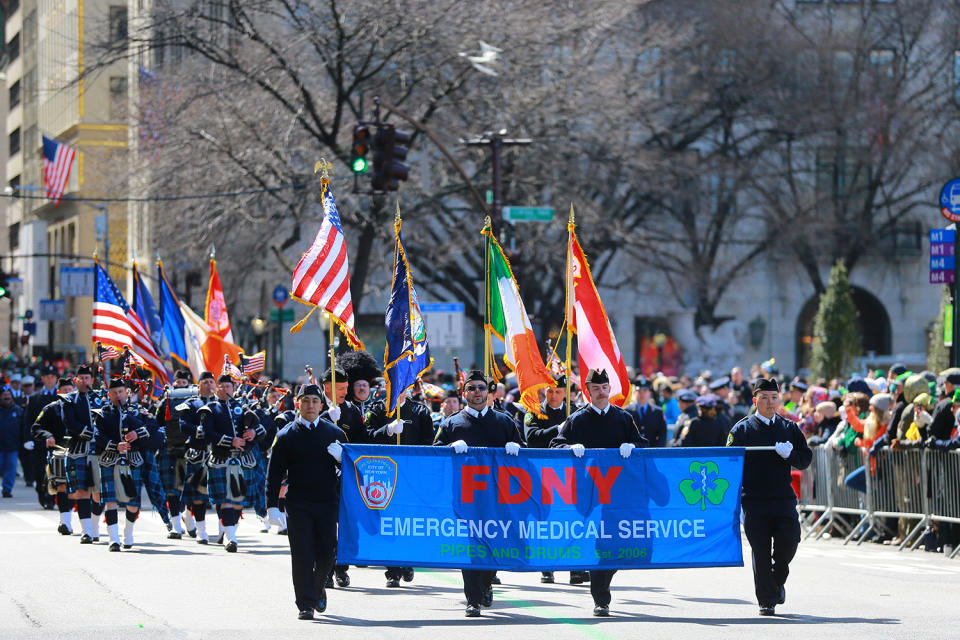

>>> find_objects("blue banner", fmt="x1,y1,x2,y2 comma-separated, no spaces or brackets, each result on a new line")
338,445,744,571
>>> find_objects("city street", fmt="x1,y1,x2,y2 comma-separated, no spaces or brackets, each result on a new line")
1,492,956,639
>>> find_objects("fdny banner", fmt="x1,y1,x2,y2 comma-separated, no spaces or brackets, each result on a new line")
338,446,745,571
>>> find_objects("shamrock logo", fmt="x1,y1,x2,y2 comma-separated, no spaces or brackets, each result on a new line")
678,461,729,511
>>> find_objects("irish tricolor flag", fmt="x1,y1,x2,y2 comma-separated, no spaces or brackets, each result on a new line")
484,228,555,414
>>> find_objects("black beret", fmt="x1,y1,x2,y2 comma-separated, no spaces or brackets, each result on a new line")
321,367,347,383
753,378,780,395
633,376,651,389
443,388,460,399
41,366,58,377
553,374,567,388
217,374,235,384
57,377,73,389
108,378,127,389
585,369,609,385
297,383,323,399
76,365,93,377
174,369,192,381
198,371,214,382
464,370,490,385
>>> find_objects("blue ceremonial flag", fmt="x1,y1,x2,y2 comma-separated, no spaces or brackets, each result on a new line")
132,263,163,354
383,215,430,416
157,261,188,365
338,446,745,571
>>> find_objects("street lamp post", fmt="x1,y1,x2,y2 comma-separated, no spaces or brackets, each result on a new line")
251,316,267,354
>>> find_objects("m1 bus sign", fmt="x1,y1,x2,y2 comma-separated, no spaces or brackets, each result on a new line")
939,178,960,223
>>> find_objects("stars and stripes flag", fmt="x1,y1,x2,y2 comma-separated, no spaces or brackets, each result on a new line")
290,184,364,349
239,351,265,375
93,261,170,386
41,135,77,205
221,355,243,381
96,343,122,361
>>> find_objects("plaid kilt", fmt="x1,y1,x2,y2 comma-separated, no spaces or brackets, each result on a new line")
180,461,208,504
245,451,267,517
65,456,93,494
206,464,247,506
99,464,143,507
156,451,186,495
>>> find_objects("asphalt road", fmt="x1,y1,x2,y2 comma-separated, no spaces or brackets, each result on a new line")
0,490,956,640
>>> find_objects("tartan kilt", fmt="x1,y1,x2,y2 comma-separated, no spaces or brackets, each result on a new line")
180,461,208,504
244,453,267,516
99,464,143,507
156,451,186,495
65,456,93,494
206,464,246,506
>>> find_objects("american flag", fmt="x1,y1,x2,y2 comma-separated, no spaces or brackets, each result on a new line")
96,342,122,361
240,351,265,375
222,355,243,380
291,187,363,348
42,135,77,205
93,262,170,385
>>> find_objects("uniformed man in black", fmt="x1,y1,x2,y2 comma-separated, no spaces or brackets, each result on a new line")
30,377,75,532
670,389,699,445
524,374,586,585
726,378,812,616
25,366,62,509
155,369,193,539
550,368,648,617
266,383,345,620
60,365,103,543
624,376,667,448
679,394,730,447
433,370,524,618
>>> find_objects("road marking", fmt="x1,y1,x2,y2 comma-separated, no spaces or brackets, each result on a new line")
7,511,52,528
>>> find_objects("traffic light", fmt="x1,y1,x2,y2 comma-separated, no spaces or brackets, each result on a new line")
351,124,370,173
0,270,9,299
371,124,412,192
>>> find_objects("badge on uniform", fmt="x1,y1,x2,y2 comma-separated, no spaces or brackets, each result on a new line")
93,397,102,407
233,406,243,416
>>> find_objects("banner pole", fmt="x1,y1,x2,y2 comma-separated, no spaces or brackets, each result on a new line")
565,205,575,417
329,313,337,407
483,216,491,379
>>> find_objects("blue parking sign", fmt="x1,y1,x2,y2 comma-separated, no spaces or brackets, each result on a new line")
939,179,960,223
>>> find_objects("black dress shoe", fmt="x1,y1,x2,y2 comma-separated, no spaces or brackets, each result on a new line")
225,540,238,553
57,524,72,536
2,492,12,498
123,544,132,550
386,577,400,588
315,593,327,613
402,567,415,582
109,542,121,552
465,604,481,617
297,610,314,620
777,586,786,605
593,605,609,617
335,572,350,588
186,528,197,538
197,538,208,545
216,533,225,545
79,534,93,544
167,532,182,540
541,572,555,584
278,528,288,536
491,575,501,585
481,587,493,608
570,572,585,585
759,606,776,616
325,576,335,588
92,537,99,543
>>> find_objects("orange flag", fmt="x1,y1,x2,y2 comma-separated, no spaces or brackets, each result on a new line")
205,258,234,343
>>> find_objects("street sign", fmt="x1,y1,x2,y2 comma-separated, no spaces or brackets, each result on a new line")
503,206,554,222
931,256,955,271
420,302,465,348
270,308,295,322
940,179,960,222
24,308,33,319
930,271,955,284
931,242,955,257
39,299,66,322
60,266,95,297
272,285,290,308
23,321,37,336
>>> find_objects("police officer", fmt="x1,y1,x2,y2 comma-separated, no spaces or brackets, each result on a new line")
624,376,667,448
670,389,699,446
266,383,345,620
550,369,648,617
679,394,730,447
726,378,812,616
433,370,524,618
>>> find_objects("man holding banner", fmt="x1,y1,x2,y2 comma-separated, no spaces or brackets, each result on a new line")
727,378,812,616
550,368,648,617
433,370,524,617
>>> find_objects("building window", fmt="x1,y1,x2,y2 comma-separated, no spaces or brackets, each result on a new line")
7,0,20,16
9,128,20,157
7,32,19,63
109,76,128,120
8,175,20,197
109,6,128,43
9,222,20,252
8,80,20,109
869,49,895,80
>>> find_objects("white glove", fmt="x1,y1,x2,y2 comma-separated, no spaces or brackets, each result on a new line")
23,440,35,451
619,442,635,459
915,409,933,428
327,406,341,423
505,441,521,456
386,419,404,436
327,440,343,463
451,440,468,454
775,441,793,459
570,443,585,458
267,507,283,526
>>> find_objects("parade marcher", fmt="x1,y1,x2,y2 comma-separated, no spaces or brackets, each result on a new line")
198,374,263,552
94,378,162,551
176,371,216,543
550,369,648,617
339,349,381,416
9,373,33,489
0,388,24,497
155,369,193,539
24,367,61,509
624,376,667,448
433,370,524,617
266,383,345,620
266,389,296,535
679,394,730,448
365,383,435,588
726,378,812,616
31,376,76,533
61,365,105,543
671,389,699,446
434,389,461,428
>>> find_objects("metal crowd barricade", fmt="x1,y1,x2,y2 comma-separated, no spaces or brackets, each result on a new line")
925,450,960,559
802,447,869,542
858,449,925,547
797,446,830,532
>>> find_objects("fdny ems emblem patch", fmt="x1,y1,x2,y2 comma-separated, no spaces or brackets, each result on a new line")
233,406,243,415
354,456,398,510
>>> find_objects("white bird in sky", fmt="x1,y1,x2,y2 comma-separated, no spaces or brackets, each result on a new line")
460,40,502,76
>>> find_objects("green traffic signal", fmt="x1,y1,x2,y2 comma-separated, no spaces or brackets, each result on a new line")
352,156,369,173
0,286,7,297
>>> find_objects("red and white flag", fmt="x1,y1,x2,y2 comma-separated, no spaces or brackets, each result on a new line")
205,259,234,343
567,223,630,407
42,135,76,205
291,185,363,348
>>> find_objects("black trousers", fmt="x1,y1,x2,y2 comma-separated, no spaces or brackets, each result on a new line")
461,569,495,606
286,503,338,611
385,566,412,579
743,509,800,607
589,570,616,606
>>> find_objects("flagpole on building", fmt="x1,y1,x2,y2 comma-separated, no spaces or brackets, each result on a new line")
565,204,575,417
483,215,491,379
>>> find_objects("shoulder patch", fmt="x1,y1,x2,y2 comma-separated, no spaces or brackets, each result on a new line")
725,432,735,446
524,413,534,425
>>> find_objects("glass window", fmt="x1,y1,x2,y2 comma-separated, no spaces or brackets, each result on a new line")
109,6,128,43
8,80,20,108
9,128,20,157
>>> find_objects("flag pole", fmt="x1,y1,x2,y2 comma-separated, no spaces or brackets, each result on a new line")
328,313,337,407
483,215,491,379
396,203,403,445
565,204,575,417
